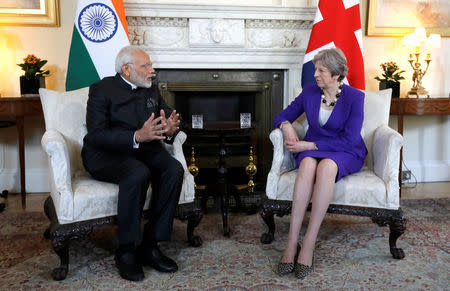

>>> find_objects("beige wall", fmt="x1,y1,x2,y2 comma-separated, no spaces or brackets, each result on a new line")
0,0,78,192
360,0,449,183
0,0,448,192
0,1,77,95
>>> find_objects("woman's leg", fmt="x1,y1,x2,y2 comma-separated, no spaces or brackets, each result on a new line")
297,158,338,266
281,157,318,263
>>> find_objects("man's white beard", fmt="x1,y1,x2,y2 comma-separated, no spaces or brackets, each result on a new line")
130,71,152,88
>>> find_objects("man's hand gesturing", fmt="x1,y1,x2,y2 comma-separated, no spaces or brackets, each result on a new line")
135,113,166,143
160,109,180,137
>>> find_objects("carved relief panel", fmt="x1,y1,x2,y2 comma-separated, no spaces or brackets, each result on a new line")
127,17,188,48
189,19,245,47
127,16,312,49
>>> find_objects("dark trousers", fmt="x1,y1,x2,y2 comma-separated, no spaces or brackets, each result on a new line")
87,146,183,245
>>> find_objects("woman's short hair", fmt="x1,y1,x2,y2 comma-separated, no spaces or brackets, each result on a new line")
312,48,348,81
115,45,143,74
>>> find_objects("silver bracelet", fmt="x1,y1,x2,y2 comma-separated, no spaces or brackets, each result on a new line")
280,120,290,129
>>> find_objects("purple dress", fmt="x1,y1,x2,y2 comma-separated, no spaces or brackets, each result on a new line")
274,84,367,181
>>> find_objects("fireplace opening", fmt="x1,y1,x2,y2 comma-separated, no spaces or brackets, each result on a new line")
156,69,284,189
175,91,255,123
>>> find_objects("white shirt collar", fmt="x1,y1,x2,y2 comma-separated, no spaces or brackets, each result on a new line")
120,74,138,90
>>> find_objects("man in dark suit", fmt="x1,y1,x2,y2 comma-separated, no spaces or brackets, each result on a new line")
82,46,183,281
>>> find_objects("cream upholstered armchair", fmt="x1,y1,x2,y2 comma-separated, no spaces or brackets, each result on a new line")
260,89,407,260
39,87,203,281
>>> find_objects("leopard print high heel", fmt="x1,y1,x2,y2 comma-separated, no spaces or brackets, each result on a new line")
277,244,301,276
294,252,314,279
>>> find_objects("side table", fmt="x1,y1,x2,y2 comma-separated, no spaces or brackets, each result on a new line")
390,97,450,195
0,97,43,208
184,122,257,236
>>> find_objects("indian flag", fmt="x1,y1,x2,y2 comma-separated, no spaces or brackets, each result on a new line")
66,0,129,91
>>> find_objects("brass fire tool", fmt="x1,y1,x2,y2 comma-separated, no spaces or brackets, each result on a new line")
245,146,257,193
187,147,199,190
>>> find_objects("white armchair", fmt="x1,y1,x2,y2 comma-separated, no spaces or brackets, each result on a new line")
39,87,203,281
260,89,407,259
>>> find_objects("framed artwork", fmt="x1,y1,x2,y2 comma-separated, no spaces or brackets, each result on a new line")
367,0,449,37
0,0,60,26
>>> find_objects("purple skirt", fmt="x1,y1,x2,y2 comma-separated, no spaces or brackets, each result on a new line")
295,150,364,181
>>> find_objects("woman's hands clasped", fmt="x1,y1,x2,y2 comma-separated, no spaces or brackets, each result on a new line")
281,122,317,153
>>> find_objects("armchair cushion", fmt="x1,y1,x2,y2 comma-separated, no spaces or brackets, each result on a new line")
361,89,392,169
272,167,390,208
40,87,89,174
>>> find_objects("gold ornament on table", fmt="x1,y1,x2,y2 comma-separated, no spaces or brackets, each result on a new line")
187,147,199,190
403,27,441,98
407,53,431,97
245,146,257,193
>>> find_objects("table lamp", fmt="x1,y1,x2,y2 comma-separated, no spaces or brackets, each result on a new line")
403,27,441,98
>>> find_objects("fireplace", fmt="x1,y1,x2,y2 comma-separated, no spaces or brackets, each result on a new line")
156,69,283,186
174,90,255,124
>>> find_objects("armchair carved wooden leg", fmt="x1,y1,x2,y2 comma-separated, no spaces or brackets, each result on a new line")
44,197,116,280
260,199,293,244
175,201,203,247
51,240,70,280
260,199,292,244
388,209,406,259
260,200,276,244
371,208,406,260
187,212,203,247
44,197,70,280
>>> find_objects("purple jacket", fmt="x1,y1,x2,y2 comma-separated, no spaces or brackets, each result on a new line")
274,84,367,180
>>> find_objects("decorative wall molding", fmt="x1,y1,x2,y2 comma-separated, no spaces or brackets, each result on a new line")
127,17,188,27
245,19,312,29
124,2,316,21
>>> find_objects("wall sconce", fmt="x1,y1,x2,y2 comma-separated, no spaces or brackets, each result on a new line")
403,28,441,98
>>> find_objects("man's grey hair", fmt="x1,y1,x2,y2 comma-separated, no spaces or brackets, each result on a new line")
115,45,144,74
312,47,348,82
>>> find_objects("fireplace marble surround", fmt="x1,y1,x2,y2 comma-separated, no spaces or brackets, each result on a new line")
124,1,315,106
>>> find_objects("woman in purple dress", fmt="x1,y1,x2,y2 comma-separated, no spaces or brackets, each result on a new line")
275,48,367,279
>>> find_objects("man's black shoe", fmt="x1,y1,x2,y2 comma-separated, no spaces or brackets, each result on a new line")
114,250,145,281
138,245,178,273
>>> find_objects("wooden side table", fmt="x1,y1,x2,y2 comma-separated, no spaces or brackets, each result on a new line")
0,97,43,208
390,97,450,193
184,122,256,236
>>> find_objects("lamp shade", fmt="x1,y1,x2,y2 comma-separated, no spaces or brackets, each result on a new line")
414,27,427,43
403,27,427,48
403,32,418,47
426,34,441,49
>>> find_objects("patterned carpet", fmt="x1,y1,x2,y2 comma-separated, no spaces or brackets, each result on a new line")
0,198,448,290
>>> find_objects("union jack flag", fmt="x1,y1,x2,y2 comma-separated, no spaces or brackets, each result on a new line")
301,0,365,90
